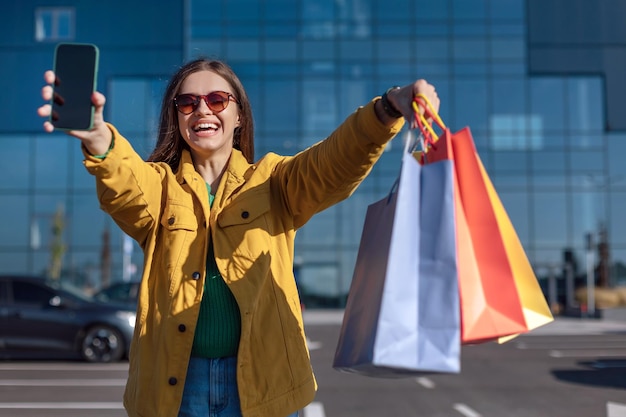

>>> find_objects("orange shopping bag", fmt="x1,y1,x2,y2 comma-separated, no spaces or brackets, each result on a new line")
414,95,553,344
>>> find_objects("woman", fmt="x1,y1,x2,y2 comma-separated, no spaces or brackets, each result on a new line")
38,58,439,417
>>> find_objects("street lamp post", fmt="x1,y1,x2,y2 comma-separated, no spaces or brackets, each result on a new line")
585,232,595,318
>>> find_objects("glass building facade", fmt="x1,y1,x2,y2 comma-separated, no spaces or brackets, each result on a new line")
4,0,626,307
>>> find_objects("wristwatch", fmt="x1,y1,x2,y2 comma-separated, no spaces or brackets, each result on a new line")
381,86,402,118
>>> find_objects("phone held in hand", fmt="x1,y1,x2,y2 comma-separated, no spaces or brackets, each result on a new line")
50,43,99,131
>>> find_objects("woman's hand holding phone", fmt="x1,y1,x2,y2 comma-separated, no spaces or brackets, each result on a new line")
38,70,112,156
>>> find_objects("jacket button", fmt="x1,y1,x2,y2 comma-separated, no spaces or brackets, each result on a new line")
192,271,201,280
178,324,186,332
241,211,249,219
168,377,177,386
168,216,175,225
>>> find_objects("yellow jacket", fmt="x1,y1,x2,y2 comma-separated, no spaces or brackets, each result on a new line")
83,99,403,417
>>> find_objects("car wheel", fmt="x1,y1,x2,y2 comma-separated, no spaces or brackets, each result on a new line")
80,325,125,363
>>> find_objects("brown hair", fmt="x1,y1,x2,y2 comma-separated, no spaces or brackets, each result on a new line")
147,58,255,168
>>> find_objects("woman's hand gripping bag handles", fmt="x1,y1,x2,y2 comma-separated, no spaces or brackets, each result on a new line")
414,94,553,344
332,124,461,377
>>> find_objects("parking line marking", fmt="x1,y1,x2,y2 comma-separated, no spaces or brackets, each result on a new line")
550,350,626,358
415,377,436,389
304,402,326,417
0,402,123,409
607,402,626,417
0,379,126,386
453,403,482,417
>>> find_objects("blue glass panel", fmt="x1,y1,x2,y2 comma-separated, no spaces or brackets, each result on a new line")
452,0,487,20
453,78,488,130
0,195,29,247
190,0,223,20
415,0,449,19
0,135,31,190
492,78,526,113
339,41,373,60
191,24,224,38
224,0,261,20
607,133,626,181
533,191,567,246
609,193,626,246
264,23,300,37
338,78,371,117
225,23,261,38
109,80,147,135
302,80,337,138
188,40,223,59
225,40,261,61
264,63,299,77
532,150,566,172
567,77,604,132
302,0,335,19
302,41,334,60
262,80,298,132
376,23,413,37
264,41,298,61
376,40,412,61
490,23,525,36
489,0,524,20
263,0,298,20
531,173,567,188
375,0,411,19
453,39,488,60
569,150,604,171
571,190,606,245
416,39,450,60
453,23,487,36
493,151,528,173
530,78,566,130
453,62,488,76
569,133,603,149
34,136,70,190
0,253,27,274
490,62,526,75
416,24,450,36
70,194,106,246
491,39,525,60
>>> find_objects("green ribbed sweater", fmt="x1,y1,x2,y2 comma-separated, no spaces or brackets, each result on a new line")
190,184,241,358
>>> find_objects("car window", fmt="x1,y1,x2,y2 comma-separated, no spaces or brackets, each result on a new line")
12,281,55,305
0,280,7,303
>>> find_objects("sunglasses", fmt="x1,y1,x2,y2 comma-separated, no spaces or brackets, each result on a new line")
174,91,238,115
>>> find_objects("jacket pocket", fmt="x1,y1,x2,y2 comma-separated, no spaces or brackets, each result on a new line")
217,187,271,228
161,200,198,231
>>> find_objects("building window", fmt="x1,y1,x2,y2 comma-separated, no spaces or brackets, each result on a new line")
35,7,75,42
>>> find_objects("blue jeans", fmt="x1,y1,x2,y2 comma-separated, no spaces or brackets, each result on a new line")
178,356,299,417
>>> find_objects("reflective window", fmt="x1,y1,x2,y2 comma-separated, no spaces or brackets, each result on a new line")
489,0,524,20
454,78,488,130
452,0,487,20
567,78,604,131
530,78,566,129
34,136,70,191
263,0,298,20
0,195,29,248
35,7,74,42
0,136,31,190
533,191,567,246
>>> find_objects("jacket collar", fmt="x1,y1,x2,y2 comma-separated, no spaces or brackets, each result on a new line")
175,148,253,207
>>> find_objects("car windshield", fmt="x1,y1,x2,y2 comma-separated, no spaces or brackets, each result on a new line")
48,280,94,302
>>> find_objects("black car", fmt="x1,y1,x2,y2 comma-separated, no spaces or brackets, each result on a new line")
93,280,140,306
0,275,135,363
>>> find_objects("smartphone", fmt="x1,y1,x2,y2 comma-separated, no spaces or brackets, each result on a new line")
50,43,99,131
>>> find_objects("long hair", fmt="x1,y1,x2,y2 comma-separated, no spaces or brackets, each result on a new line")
147,59,255,168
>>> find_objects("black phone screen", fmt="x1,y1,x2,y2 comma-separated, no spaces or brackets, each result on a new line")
50,43,99,131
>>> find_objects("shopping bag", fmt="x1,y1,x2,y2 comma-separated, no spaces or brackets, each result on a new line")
333,132,461,377
414,95,553,344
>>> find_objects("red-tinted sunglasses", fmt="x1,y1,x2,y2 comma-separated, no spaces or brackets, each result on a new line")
174,91,238,115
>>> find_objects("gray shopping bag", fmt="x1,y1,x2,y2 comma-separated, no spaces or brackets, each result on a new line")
333,134,460,377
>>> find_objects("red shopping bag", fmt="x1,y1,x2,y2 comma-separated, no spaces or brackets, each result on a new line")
414,96,553,344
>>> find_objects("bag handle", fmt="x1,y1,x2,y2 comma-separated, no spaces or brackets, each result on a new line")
412,94,447,161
